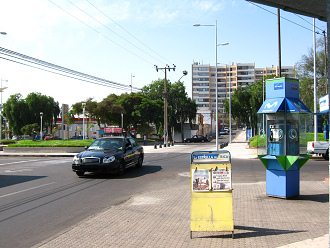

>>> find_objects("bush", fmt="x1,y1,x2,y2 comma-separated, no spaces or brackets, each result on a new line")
8,139,94,147
0,140,16,145
249,135,266,148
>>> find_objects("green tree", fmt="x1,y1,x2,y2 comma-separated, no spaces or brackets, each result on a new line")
3,94,29,135
69,79,195,139
25,92,60,129
168,81,197,141
21,123,39,137
118,93,143,130
141,80,166,134
96,94,123,126
249,80,263,130
141,79,196,139
296,37,327,110
230,87,253,127
3,92,60,136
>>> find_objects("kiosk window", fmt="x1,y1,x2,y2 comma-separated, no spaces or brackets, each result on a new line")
269,126,283,142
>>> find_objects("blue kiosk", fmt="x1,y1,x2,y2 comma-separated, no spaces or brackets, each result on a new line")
257,77,312,198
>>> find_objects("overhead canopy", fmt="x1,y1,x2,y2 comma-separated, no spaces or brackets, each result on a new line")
258,98,284,113
246,0,327,22
285,98,310,113
258,98,311,113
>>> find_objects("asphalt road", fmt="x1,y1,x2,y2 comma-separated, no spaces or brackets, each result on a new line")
0,144,327,248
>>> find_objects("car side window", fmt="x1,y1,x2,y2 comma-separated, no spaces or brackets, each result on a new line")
129,138,137,147
125,139,132,148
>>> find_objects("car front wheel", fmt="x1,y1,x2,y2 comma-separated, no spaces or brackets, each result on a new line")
76,171,85,177
117,163,126,176
322,149,329,160
135,155,143,168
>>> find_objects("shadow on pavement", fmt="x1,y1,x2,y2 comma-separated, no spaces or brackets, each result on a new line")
291,193,329,203
199,225,305,239
0,175,46,188
81,165,162,179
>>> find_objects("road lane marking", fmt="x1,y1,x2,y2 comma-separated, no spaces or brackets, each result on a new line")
0,182,56,198
178,172,190,177
0,158,70,167
0,159,41,166
4,168,33,173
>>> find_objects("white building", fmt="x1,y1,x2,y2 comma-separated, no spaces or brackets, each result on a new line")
192,62,295,134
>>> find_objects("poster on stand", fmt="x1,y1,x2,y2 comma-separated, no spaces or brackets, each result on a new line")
192,169,211,192
212,166,232,191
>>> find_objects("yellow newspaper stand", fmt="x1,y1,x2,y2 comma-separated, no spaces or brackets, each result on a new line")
190,150,234,238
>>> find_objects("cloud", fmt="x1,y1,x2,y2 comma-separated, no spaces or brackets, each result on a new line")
192,0,225,12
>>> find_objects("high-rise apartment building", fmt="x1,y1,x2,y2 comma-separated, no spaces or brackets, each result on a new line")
192,62,295,131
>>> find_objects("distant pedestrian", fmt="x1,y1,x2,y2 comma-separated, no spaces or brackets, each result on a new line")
143,134,147,145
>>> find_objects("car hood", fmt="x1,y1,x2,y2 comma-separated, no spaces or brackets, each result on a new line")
77,149,117,158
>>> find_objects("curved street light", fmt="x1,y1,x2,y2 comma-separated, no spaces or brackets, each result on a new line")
82,102,86,140
177,70,188,143
194,20,220,150
178,70,188,82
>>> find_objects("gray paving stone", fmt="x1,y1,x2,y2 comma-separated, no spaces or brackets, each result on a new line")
34,178,328,248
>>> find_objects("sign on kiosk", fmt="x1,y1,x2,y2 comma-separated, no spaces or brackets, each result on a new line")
190,150,234,239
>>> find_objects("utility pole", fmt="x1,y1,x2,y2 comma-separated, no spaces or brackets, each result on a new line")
228,65,232,143
323,30,328,94
313,18,318,141
155,64,176,147
277,8,282,77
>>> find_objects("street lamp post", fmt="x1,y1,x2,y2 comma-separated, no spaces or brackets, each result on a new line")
178,70,188,82
82,102,86,140
228,65,232,143
178,70,188,143
0,79,8,140
0,33,7,140
40,112,43,140
194,21,229,150
130,73,135,93
121,112,124,129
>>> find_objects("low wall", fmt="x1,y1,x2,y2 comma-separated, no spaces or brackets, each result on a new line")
3,147,84,153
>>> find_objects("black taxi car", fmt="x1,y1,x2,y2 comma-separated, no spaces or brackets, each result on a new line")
72,136,144,177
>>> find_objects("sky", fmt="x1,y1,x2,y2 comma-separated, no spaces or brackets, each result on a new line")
0,0,327,107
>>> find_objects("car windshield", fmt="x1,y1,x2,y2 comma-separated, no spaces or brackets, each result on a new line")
88,139,123,151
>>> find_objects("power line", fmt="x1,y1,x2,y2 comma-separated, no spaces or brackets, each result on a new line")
0,46,141,92
293,13,325,33
247,1,326,35
66,0,165,65
84,0,170,64
48,0,155,66
0,55,128,91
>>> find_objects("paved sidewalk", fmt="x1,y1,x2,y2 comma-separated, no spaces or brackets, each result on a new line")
30,131,328,248
33,180,328,248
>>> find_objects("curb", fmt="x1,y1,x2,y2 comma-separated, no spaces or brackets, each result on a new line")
0,152,76,157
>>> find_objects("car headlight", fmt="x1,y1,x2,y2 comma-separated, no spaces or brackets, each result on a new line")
103,156,115,164
73,155,80,164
